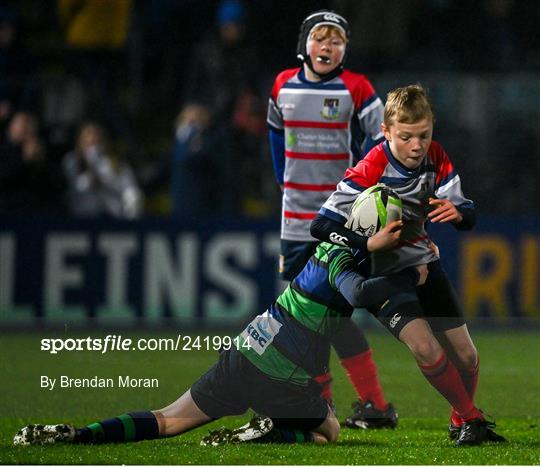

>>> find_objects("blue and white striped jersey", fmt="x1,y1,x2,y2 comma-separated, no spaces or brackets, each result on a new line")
319,140,474,274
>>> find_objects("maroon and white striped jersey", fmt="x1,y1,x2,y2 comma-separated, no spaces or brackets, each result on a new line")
267,68,383,241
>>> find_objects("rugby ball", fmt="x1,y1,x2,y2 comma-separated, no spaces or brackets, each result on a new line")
345,184,402,237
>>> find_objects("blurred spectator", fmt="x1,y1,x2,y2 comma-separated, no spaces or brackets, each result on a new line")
171,0,269,218
131,0,215,110
169,94,273,220
182,0,261,121
0,110,63,212
0,6,40,134
0,0,536,219
227,89,276,217
169,103,220,219
62,122,142,219
57,0,135,148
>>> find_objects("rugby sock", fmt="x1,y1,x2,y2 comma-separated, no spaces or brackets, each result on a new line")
313,373,333,402
340,349,388,411
450,410,463,427
74,411,159,443
259,428,314,443
451,356,480,425
419,353,482,421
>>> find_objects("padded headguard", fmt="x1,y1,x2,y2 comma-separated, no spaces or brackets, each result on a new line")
296,10,350,79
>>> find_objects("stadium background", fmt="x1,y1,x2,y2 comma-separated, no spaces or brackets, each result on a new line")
0,0,538,327
0,1,539,464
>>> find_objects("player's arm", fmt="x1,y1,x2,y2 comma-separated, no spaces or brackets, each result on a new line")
311,213,368,250
427,198,476,230
430,143,476,230
267,91,285,187
343,74,385,156
361,134,384,156
337,268,420,308
329,252,426,308
357,88,384,157
311,214,402,253
268,125,285,186
358,94,384,142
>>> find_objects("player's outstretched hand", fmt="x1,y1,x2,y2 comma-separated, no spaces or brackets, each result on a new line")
367,220,403,252
428,198,463,224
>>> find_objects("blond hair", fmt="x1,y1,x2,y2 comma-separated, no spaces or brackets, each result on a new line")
310,25,347,43
384,84,434,127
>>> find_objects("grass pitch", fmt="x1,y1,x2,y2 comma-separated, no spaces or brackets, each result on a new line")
1,329,538,465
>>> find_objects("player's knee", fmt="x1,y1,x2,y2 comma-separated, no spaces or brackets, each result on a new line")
315,414,340,443
409,340,441,365
327,427,340,443
326,416,340,443
456,345,478,370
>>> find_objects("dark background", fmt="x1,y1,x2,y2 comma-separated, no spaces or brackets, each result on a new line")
1,0,539,220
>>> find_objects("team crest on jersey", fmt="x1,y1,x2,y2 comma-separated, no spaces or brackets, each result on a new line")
321,98,340,120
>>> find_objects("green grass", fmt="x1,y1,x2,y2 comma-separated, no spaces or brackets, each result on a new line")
1,329,539,465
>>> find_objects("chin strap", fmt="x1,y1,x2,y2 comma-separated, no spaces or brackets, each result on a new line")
304,57,344,81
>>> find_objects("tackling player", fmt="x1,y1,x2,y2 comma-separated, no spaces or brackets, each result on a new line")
14,206,413,447
267,9,395,428
310,84,506,445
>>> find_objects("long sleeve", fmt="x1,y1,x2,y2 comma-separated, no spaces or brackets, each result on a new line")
311,213,369,252
335,268,418,308
269,126,285,185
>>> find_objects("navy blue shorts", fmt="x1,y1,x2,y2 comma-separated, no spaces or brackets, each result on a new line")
417,260,466,332
369,261,466,338
279,240,318,281
191,348,328,430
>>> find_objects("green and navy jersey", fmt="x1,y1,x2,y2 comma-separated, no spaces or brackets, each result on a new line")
238,242,356,385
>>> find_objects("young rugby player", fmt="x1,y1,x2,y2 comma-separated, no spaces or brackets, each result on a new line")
310,84,506,445
14,206,412,447
267,9,396,428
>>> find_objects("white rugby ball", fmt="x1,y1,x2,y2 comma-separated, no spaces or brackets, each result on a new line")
345,184,402,237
